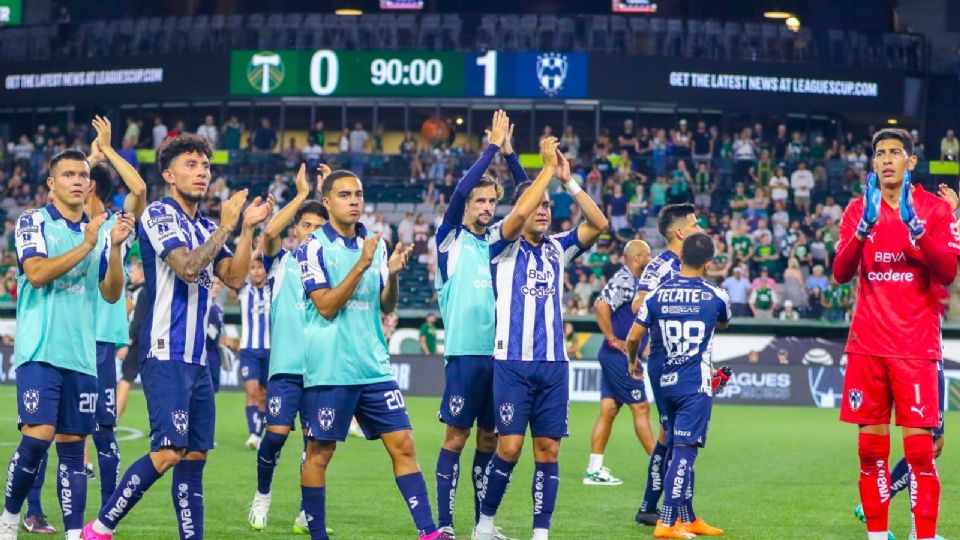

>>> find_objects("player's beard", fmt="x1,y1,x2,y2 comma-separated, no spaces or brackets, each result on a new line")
174,185,204,204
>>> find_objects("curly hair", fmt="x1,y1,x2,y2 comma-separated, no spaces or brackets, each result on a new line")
157,133,213,173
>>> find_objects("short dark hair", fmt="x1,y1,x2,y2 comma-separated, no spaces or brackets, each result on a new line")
320,169,359,197
157,133,212,173
657,203,696,239
680,232,715,268
90,164,114,202
872,128,914,155
49,149,88,174
511,180,534,206
296,199,328,222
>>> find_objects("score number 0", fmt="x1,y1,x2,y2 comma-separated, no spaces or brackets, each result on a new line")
310,50,339,96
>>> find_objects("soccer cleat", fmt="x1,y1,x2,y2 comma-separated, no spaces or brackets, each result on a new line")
81,521,113,540
0,519,17,540
85,462,97,480
22,514,57,534
854,505,867,524
245,434,261,450
908,534,944,540
472,528,494,540
248,491,271,530
854,506,895,540
636,508,660,526
652,520,695,539
492,527,515,540
683,517,724,536
348,422,364,439
438,526,456,539
292,511,334,536
582,466,623,486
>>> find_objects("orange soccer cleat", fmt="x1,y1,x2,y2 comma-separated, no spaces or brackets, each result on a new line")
653,520,695,539
683,516,725,536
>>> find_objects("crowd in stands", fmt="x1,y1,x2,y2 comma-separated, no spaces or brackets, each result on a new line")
3,113,958,321
0,9,925,71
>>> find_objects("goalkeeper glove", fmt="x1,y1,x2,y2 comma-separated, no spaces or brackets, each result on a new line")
900,170,925,240
857,172,881,240
711,366,732,393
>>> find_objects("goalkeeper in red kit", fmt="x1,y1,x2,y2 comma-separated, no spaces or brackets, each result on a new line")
834,128,960,540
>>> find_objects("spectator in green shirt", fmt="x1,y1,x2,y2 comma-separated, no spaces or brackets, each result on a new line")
419,313,438,355
220,116,242,151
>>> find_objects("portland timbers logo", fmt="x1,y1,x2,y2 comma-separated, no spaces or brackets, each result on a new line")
247,51,284,94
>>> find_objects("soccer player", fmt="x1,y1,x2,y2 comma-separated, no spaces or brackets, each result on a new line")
82,134,274,540
834,128,959,540
297,169,448,540
1,148,131,540
432,110,511,539
85,115,148,513
207,278,225,393
473,137,608,540
248,163,330,534
239,254,272,450
583,239,656,486
626,232,730,539
633,203,702,526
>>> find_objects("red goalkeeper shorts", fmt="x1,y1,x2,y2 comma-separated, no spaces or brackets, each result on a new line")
840,354,940,429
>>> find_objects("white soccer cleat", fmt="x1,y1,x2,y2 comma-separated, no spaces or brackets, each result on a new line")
438,525,456,538
0,518,17,540
0,512,20,540
493,527,516,540
247,491,271,530
347,422,364,439
472,529,494,540
245,434,262,450
582,466,623,486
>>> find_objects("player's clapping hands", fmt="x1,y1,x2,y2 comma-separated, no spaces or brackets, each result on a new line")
359,232,382,269
540,136,560,168
938,182,959,212
243,194,276,228
899,171,925,239
856,172,881,240
92,115,113,151
485,110,510,148
316,163,331,190
220,189,248,230
110,213,135,246
387,241,414,276
84,212,107,248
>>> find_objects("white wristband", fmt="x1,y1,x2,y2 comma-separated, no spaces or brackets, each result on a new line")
564,180,583,196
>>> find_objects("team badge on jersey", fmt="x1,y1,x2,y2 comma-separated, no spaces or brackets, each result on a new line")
848,389,864,412
631,389,644,401
22,390,40,414
499,403,515,425
449,395,465,417
268,396,282,417
317,407,336,431
172,410,189,435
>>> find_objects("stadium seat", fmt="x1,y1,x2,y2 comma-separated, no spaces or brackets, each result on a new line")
587,15,609,52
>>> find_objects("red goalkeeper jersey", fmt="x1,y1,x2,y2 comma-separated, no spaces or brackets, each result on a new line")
835,184,960,360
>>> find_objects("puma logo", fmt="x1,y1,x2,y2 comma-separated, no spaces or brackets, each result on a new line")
911,406,926,418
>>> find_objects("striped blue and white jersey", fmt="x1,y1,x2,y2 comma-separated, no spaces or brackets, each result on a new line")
489,224,588,362
138,197,232,365
597,266,641,354
239,279,271,350
638,250,680,294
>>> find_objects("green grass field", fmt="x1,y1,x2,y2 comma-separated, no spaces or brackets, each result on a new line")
0,386,956,539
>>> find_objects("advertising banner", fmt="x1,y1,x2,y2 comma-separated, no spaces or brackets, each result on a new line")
0,53,229,106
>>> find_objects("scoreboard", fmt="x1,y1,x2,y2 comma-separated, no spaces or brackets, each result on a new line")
230,49,588,99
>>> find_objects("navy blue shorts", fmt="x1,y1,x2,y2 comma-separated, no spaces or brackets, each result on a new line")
267,374,307,431
96,342,118,426
16,362,97,435
934,362,945,440
598,347,647,406
302,380,412,442
657,392,713,448
439,355,496,430
239,348,270,387
493,361,569,439
141,357,216,452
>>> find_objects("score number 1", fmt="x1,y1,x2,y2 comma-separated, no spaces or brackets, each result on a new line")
476,50,498,97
